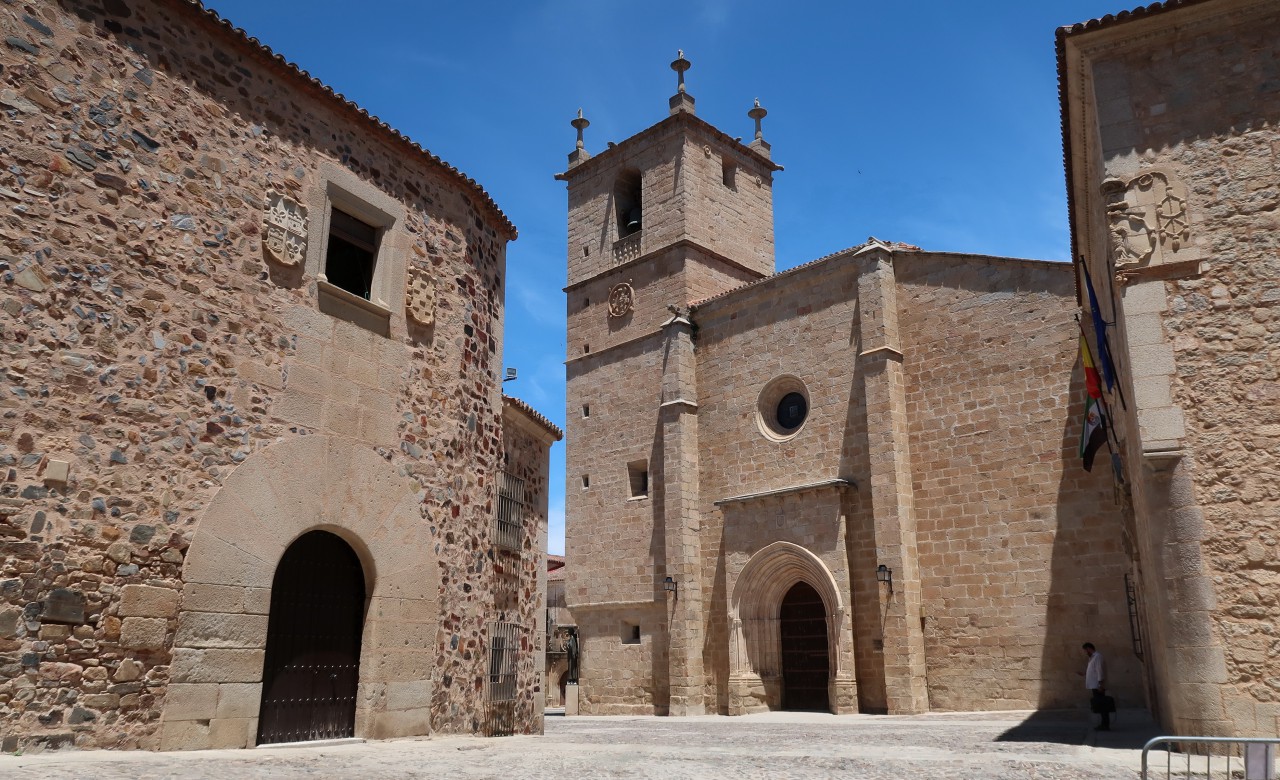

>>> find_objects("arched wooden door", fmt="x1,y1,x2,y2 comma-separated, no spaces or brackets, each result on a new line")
780,581,830,711
258,530,366,744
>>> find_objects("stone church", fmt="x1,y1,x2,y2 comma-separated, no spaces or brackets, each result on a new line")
0,0,558,751
559,56,1136,717
561,0,1280,738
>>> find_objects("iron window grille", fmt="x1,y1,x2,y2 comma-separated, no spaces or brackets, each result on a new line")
485,621,520,736
495,471,526,553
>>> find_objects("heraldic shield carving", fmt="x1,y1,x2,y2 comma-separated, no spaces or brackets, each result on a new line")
263,192,308,267
1101,169,1190,271
405,265,436,327
608,282,635,318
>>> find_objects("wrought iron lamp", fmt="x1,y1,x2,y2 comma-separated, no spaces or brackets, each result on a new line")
876,564,893,594
663,576,677,595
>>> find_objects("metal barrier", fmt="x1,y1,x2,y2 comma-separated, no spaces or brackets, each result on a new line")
1142,736,1279,779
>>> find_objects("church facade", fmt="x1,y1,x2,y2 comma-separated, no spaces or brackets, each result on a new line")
0,0,557,751
559,57,1136,717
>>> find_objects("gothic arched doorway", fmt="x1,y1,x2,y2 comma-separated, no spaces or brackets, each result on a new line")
258,530,366,744
780,581,830,711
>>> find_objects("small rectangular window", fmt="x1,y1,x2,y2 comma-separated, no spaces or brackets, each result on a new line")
582,244,590,257
325,208,379,300
582,474,590,489
582,404,590,418
494,471,525,553
628,460,648,498
583,343,590,354
722,160,736,188
622,623,640,645
583,297,590,309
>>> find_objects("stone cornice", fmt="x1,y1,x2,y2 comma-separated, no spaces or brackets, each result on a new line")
714,478,855,507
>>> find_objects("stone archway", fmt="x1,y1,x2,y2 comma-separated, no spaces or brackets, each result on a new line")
728,541,856,715
157,434,438,751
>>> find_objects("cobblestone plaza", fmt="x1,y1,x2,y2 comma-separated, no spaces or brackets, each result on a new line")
2,710,1155,779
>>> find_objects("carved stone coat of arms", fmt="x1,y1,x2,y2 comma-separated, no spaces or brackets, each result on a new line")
405,265,436,327
263,192,308,267
1101,170,1190,271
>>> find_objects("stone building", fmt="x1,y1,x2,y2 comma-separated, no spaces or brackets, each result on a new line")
0,0,557,751
1060,0,1280,737
559,57,1136,716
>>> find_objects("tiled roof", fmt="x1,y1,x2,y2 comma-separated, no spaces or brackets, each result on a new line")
547,566,567,582
1056,0,1215,301
503,395,564,441
182,1,516,239
547,554,565,570
689,237,921,309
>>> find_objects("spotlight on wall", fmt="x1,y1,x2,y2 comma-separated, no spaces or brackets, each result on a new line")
503,367,518,382
663,576,677,595
876,564,893,594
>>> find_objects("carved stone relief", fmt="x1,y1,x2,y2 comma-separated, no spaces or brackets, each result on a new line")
405,265,436,327
263,191,308,267
1101,169,1190,271
608,282,634,318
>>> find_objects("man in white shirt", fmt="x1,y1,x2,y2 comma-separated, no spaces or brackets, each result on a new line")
1082,642,1110,730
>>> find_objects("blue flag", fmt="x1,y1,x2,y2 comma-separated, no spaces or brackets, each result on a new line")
1081,263,1117,393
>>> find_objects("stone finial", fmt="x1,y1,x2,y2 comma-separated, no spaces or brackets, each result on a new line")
669,50,696,116
571,108,590,150
748,98,767,140
747,97,771,158
568,108,592,167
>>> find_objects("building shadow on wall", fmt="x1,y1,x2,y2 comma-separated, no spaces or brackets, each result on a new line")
1006,351,1148,744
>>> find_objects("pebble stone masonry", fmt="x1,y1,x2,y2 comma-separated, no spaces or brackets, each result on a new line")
0,0,559,752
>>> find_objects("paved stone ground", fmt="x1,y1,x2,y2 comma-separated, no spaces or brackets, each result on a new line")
0,709,1159,779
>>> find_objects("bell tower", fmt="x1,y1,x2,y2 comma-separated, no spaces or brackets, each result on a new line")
558,54,781,716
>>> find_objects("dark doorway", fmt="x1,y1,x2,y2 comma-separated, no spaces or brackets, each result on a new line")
258,530,366,744
780,580,830,711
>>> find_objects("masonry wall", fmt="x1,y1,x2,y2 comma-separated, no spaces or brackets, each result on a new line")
1065,0,1280,736
694,255,869,711
0,0,522,750
896,254,1135,711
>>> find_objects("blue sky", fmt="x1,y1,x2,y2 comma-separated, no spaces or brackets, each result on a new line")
205,0,1129,555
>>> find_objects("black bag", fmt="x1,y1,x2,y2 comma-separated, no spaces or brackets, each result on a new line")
1091,691,1117,714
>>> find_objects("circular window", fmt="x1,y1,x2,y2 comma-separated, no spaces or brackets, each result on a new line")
756,375,810,441
776,392,808,431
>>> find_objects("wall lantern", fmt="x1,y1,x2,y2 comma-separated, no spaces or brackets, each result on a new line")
876,564,893,594
663,576,677,595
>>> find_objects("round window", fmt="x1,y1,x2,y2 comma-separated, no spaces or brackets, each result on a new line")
776,392,808,431
756,375,810,441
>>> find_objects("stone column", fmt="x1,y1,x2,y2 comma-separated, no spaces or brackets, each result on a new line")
660,310,705,715
855,248,929,714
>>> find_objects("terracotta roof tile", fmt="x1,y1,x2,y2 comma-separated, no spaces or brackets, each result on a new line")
181,1,516,239
503,395,564,441
690,237,920,309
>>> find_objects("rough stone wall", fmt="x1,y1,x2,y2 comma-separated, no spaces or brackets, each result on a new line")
1065,0,1280,736
0,0,521,750
498,405,557,735
896,254,1135,711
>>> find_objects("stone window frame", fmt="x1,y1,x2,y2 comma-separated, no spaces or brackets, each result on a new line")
756,374,811,442
627,459,649,500
621,622,641,645
304,161,407,337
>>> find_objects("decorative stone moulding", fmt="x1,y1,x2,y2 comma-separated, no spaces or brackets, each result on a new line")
608,281,635,318
405,265,437,327
756,374,810,442
1101,169,1203,284
262,191,308,267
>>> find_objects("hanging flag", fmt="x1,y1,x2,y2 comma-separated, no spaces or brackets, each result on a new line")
1080,396,1107,472
1080,335,1102,400
1081,262,1117,393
